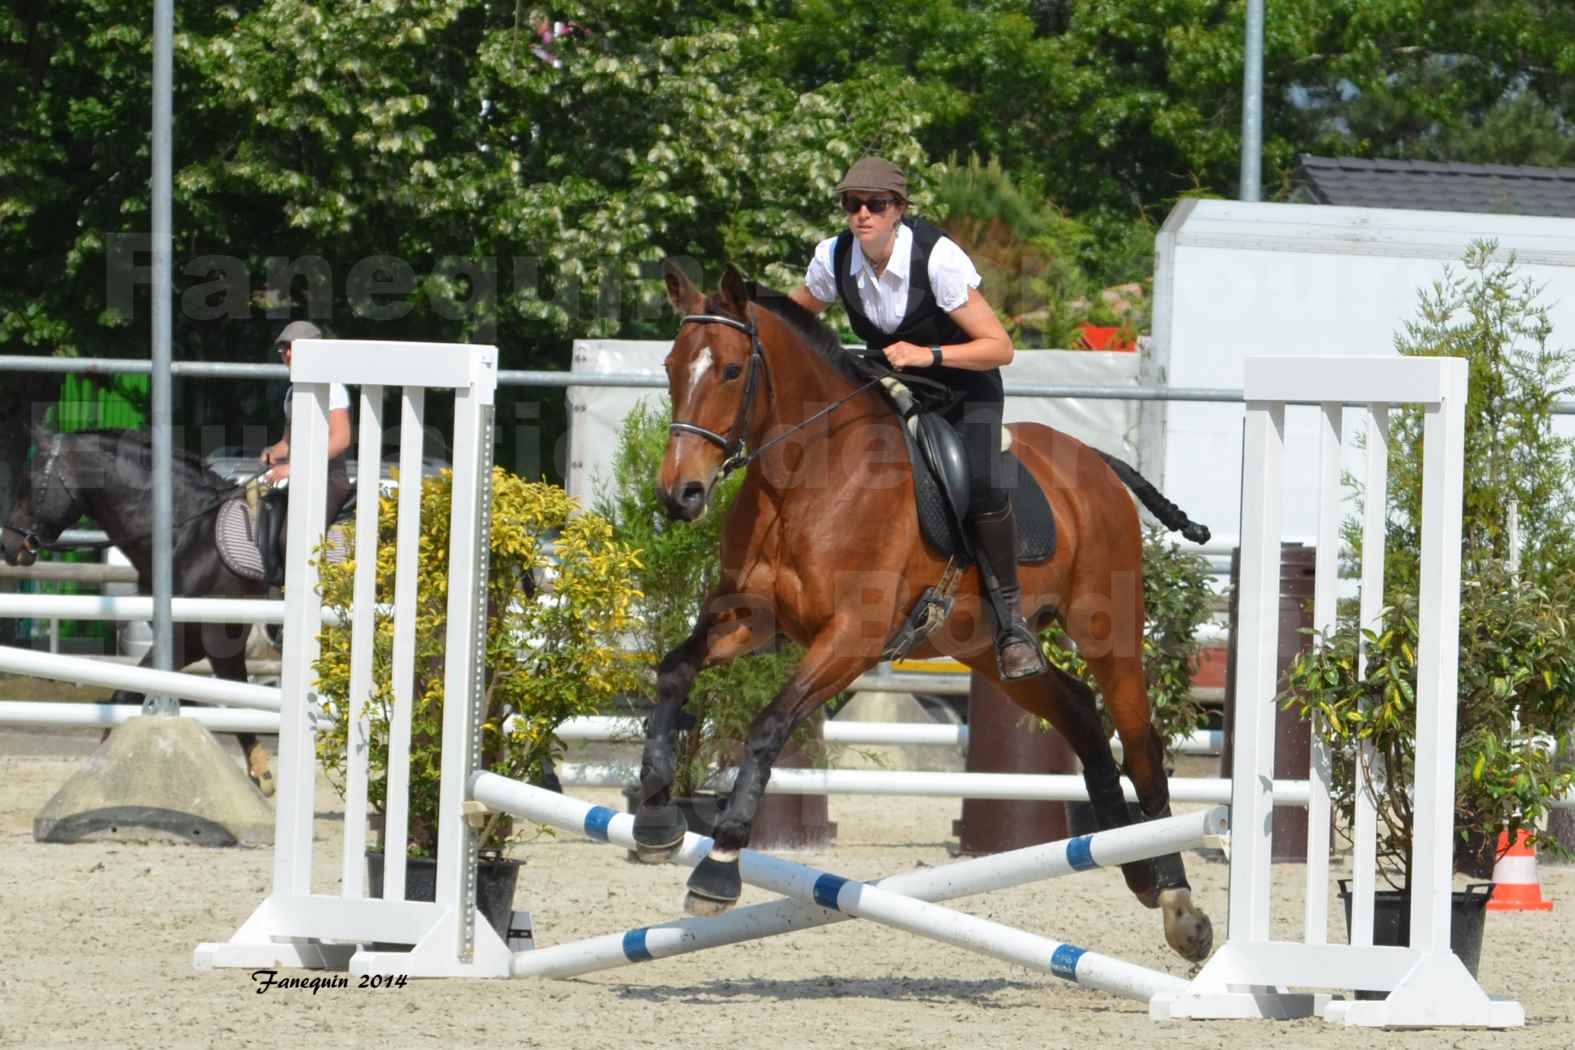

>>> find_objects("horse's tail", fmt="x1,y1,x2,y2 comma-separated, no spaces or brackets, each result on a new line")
1095,450,1212,546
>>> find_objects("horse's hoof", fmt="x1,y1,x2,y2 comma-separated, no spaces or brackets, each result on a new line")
631,801,686,865
683,891,734,918
633,843,678,864
685,852,741,914
1135,886,1161,909
254,769,276,799
1159,888,1213,962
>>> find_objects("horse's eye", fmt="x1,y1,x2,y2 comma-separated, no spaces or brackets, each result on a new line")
723,364,743,381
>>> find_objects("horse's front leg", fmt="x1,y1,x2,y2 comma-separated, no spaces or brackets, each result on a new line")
202,622,274,797
632,596,768,863
684,624,867,916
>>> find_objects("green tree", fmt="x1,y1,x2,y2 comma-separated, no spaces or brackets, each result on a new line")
1290,244,1575,886
314,468,644,855
1372,242,1575,593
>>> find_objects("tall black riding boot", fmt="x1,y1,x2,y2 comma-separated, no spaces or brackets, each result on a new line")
969,503,1048,680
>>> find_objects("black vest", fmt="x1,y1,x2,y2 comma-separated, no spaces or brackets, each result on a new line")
833,218,1001,396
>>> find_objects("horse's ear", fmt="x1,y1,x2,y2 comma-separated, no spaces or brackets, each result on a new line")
719,263,751,317
662,257,704,314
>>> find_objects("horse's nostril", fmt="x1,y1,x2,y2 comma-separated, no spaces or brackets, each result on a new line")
680,482,705,506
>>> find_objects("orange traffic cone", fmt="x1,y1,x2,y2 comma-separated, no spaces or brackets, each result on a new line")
1486,828,1554,911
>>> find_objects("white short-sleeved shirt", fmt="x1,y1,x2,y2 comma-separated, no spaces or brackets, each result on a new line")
803,223,982,335
283,382,352,420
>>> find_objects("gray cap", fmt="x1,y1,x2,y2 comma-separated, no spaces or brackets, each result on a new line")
273,320,322,346
835,156,907,199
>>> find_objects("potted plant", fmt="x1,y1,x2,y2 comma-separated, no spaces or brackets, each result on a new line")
594,400,836,849
1282,243,1575,981
1038,525,1217,834
313,467,643,936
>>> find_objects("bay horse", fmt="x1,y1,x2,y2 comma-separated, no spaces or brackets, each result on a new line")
632,261,1215,962
0,429,275,794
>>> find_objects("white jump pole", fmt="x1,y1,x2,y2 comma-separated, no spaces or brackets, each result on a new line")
553,716,1225,756
556,762,1313,806
0,700,284,734
0,645,281,710
0,593,349,625
472,776,1195,1003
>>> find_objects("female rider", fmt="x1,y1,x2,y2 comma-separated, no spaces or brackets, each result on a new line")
787,156,1047,680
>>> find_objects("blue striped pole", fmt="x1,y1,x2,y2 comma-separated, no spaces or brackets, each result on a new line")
470,774,1221,1001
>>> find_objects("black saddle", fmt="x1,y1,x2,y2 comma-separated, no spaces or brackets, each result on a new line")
898,413,1056,564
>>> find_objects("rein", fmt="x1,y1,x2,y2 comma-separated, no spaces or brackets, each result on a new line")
670,309,952,483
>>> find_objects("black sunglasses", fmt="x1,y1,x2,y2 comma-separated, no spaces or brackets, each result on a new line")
841,194,899,215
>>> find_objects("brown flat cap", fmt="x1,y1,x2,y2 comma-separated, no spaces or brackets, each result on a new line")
835,156,907,199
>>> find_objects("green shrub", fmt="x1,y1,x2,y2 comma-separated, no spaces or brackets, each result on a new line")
1285,568,1575,885
313,468,644,856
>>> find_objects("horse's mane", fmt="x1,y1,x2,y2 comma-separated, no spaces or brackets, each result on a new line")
65,429,237,495
702,283,867,388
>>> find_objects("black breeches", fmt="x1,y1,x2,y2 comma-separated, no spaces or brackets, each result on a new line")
283,457,352,530
942,382,1010,518
325,457,352,528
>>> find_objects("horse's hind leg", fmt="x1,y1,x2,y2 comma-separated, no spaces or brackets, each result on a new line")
685,624,865,916
997,666,1148,879
631,595,769,863
1076,638,1213,963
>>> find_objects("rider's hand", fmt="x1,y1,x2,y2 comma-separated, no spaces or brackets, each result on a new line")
881,341,934,370
263,462,292,485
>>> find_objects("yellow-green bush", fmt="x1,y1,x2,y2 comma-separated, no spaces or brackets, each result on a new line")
314,467,643,856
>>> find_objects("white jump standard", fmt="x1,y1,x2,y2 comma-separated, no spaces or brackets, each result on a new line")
195,338,509,977
1151,356,1523,1028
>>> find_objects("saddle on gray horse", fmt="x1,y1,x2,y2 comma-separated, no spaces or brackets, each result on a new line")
215,486,349,586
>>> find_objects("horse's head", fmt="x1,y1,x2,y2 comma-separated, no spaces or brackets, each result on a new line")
1,431,82,567
657,259,766,521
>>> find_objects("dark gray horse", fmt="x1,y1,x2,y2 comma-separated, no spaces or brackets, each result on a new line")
0,429,275,793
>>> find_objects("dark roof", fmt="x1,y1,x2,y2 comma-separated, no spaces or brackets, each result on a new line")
1292,154,1575,218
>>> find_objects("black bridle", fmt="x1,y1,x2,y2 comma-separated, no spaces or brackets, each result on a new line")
668,309,886,482
667,312,774,478
0,438,69,555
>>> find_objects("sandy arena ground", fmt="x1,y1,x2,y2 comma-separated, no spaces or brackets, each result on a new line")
2,727,1572,1050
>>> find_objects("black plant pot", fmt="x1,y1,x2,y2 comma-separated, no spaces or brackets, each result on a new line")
1338,880,1492,1000
366,850,523,951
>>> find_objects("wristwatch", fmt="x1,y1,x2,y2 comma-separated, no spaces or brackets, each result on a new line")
930,345,943,367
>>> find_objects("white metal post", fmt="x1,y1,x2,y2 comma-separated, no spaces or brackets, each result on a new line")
341,385,386,900
1351,406,1390,946
274,376,331,898
383,388,426,902
1409,364,1467,951
1227,399,1285,944
1303,402,1343,944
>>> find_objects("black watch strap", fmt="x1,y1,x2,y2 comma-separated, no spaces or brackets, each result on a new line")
929,344,943,367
